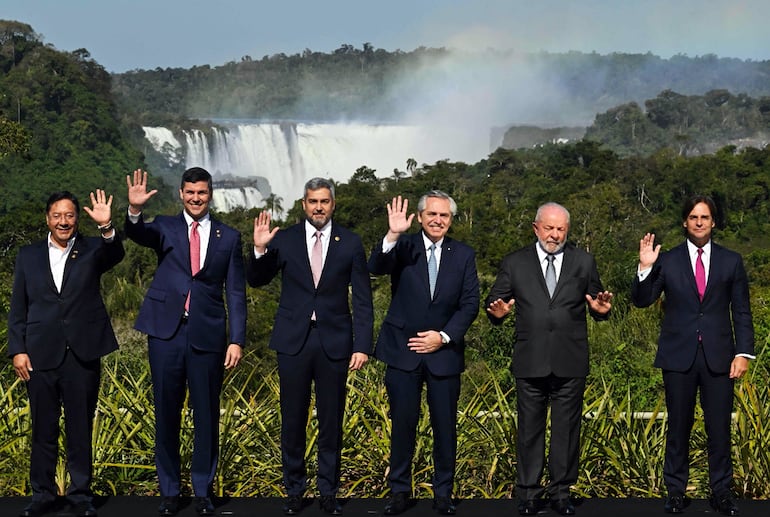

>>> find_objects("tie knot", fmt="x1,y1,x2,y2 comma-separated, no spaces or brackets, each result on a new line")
697,248,703,256
191,220,199,231
546,253,555,263
315,230,322,239
429,243,436,252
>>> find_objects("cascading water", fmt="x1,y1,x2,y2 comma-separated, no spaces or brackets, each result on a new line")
143,121,490,212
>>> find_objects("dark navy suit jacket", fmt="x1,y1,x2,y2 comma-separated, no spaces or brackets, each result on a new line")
7,233,124,369
631,241,754,373
246,222,373,359
125,213,246,349
368,232,480,376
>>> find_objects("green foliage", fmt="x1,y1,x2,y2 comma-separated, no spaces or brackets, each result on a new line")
586,89,770,157
5,19,770,501
111,47,770,125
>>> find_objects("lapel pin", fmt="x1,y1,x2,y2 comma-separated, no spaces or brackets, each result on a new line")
216,229,221,238
334,236,340,242
70,250,79,259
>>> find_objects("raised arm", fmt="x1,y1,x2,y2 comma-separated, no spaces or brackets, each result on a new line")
126,168,158,215
639,232,661,270
385,195,415,243
252,210,280,254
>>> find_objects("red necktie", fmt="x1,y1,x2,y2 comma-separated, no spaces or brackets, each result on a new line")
185,221,200,311
695,248,706,301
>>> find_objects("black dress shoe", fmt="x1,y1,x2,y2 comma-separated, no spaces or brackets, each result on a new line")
433,496,456,515
551,498,576,515
517,499,539,516
319,495,342,515
72,501,98,517
663,494,689,514
284,495,303,515
158,496,180,516
384,492,409,515
194,497,215,516
709,494,739,516
19,500,55,517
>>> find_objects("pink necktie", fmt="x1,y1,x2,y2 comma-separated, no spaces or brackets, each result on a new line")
185,221,200,311
311,230,323,287
695,248,706,301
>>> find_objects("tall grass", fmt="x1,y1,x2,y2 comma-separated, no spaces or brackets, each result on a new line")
2,346,770,499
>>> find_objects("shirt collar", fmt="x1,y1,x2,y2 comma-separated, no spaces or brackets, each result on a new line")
536,242,564,262
686,239,711,256
184,212,210,228
422,232,444,250
47,233,76,253
305,220,331,238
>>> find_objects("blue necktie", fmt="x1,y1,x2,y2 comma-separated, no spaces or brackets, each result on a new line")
428,243,437,298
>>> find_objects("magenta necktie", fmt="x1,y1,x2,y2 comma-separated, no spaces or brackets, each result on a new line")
695,248,706,301
311,230,323,287
185,221,200,311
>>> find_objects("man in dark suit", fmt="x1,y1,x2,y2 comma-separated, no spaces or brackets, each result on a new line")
8,190,124,517
485,202,612,516
125,168,246,517
247,177,373,516
631,195,753,516
369,192,480,516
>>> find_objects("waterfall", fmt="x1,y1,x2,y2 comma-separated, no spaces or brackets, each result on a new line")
143,121,490,212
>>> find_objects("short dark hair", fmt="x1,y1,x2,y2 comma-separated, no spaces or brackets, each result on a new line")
46,191,80,215
681,195,717,222
181,167,213,192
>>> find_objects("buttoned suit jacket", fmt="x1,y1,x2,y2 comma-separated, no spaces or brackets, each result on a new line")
125,213,246,350
368,232,480,376
485,242,607,379
246,222,373,359
7,233,125,369
630,241,754,373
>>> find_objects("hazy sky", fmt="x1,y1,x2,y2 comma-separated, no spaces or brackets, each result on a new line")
4,0,770,73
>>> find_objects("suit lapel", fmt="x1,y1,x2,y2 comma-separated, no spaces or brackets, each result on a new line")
676,243,700,300
316,223,341,288
295,223,316,288
175,214,194,274
415,233,432,298
37,240,59,293
702,243,720,301
203,217,223,273
552,245,575,299
432,236,454,299
61,234,83,290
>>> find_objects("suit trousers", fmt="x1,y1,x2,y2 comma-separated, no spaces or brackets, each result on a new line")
148,319,225,497
515,375,585,501
277,324,349,496
385,363,461,498
662,344,735,496
27,348,100,504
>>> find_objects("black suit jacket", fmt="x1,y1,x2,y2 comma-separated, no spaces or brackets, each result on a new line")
631,241,754,373
7,233,125,369
368,232,480,376
247,222,373,359
485,242,607,378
